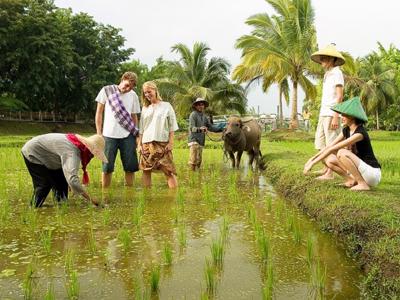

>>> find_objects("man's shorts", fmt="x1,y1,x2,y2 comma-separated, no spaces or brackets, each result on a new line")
103,133,138,173
188,142,203,167
358,160,381,187
314,116,340,150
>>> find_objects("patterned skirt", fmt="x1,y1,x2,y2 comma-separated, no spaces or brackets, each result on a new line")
139,141,177,176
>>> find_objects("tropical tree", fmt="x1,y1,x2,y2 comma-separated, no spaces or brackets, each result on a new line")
235,0,317,128
358,53,397,129
120,57,170,99
156,42,247,118
233,59,289,126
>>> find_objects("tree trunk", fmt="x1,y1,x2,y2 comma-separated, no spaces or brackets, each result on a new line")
376,109,380,130
278,86,283,128
290,80,298,129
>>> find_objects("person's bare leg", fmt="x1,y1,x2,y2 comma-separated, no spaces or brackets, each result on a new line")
316,158,334,180
166,174,178,188
337,149,369,191
125,172,134,186
316,167,335,180
142,170,152,188
326,155,356,186
102,172,112,188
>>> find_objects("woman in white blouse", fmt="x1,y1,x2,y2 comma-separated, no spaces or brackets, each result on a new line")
137,81,179,188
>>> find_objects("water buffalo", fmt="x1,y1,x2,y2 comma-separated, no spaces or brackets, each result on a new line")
222,116,262,169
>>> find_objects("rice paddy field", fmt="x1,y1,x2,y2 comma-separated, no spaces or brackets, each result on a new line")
0,130,399,299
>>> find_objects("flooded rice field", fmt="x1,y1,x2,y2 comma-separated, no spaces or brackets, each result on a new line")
0,148,362,299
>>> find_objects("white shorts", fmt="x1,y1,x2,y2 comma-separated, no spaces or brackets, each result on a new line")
358,160,381,187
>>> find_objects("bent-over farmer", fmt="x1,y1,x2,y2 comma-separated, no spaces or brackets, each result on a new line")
22,133,108,207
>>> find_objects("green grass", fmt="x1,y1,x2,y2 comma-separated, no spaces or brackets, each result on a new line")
0,125,399,298
262,130,400,297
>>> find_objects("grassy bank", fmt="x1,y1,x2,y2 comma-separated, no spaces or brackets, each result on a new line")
262,130,400,298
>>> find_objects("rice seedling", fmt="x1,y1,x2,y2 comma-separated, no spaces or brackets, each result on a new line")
228,187,239,202
132,194,145,233
162,242,173,265
202,185,217,211
0,198,11,225
256,228,271,263
132,275,142,299
292,223,302,244
202,184,211,203
149,265,160,293
200,291,210,300
275,200,284,218
204,258,217,295
44,282,55,300
66,270,80,299
102,207,111,226
228,172,237,186
64,248,75,273
262,260,274,300
306,235,315,268
21,206,38,231
219,215,230,244
247,205,257,226
23,261,35,299
176,187,185,210
40,228,53,255
210,237,225,268
265,195,272,213
117,228,132,252
86,226,97,254
286,212,295,232
310,259,327,299
177,223,187,247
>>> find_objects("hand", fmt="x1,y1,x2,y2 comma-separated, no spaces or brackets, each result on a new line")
330,115,339,130
303,161,314,175
137,144,143,154
90,197,100,207
200,126,208,133
165,142,173,152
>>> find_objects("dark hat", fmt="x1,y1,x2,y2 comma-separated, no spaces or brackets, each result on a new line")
331,97,368,122
192,98,209,108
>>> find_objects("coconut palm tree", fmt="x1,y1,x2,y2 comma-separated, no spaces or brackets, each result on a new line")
156,42,246,118
358,54,397,129
233,60,289,126
235,0,317,128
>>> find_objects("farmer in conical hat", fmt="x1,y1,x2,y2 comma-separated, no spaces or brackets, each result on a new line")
22,133,108,207
311,43,346,180
304,97,381,191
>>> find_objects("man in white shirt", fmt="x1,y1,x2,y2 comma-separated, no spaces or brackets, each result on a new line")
311,44,345,179
95,72,141,187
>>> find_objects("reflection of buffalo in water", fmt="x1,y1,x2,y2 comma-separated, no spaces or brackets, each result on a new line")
222,116,263,169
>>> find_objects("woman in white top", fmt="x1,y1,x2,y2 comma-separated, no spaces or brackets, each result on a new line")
137,81,179,188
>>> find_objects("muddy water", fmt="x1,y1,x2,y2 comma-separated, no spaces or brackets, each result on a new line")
0,149,362,299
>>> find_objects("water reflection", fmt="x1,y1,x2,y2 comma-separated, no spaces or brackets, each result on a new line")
0,154,361,299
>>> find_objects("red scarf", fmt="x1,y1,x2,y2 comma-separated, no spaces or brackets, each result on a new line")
66,133,94,185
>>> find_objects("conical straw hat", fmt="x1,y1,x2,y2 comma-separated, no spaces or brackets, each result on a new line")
331,97,368,122
311,44,345,66
76,134,108,163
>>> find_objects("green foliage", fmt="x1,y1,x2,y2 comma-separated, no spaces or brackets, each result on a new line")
235,0,317,128
1,0,133,115
156,42,247,118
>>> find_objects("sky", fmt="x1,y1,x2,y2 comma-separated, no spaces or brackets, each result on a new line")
55,0,400,116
